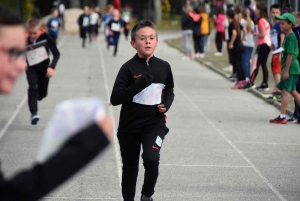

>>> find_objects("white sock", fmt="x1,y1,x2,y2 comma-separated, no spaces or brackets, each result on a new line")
280,114,286,118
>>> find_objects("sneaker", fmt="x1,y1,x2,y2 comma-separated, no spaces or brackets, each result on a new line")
222,65,233,72
242,82,256,90
199,53,205,58
287,117,298,123
141,195,153,201
195,53,200,58
232,80,247,89
270,116,287,124
31,114,40,125
229,74,237,82
214,52,223,56
257,83,269,91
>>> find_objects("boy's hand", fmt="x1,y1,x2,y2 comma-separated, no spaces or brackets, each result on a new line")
97,116,113,140
158,104,166,113
283,71,289,80
229,44,233,49
109,31,113,36
47,67,55,78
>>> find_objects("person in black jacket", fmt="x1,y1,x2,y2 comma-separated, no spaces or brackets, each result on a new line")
0,5,112,200
110,20,175,201
26,18,60,125
77,6,91,48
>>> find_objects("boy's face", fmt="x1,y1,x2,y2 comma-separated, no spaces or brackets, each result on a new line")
130,27,157,58
279,20,292,32
53,10,59,17
28,26,41,41
0,26,26,94
112,9,120,18
270,8,280,20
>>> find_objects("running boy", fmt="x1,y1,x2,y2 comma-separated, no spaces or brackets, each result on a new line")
107,9,125,56
110,20,175,201
47,8,61,44
78,6,91,48
26,18,60,125
270,13,300,124
269,4,285,97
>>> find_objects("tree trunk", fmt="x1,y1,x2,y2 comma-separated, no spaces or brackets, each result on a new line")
153,0,161,25
70,0,80,8
98,0,107,13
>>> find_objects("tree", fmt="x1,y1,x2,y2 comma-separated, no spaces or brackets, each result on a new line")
161,0,171,19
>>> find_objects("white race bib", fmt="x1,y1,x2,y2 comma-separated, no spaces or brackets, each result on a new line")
83,17,89,27
111,23,121,32
26,46,49,66
133,83,165,105
123,15,130,23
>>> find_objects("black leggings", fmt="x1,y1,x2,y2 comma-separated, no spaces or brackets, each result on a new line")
193,34,201,53
231,49,245,81
250,43,271,84
117,126,168,201
215,32,223,52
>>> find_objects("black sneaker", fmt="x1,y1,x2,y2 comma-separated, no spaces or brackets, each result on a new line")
257,83,269,91
141,195,153,201
242,82,256,90
229,73,237,82
31,114,40,125
287,117,298,123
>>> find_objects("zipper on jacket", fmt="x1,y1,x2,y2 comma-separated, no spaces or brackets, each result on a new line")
146,61,151,73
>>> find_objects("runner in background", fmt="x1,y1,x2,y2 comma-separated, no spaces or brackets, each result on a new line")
122,5,132,41
47,8,61,45
90,8,100,41
78,6,91,48
101,5,114,48
95,6,102,36
26,18,60,125
107,9,125,56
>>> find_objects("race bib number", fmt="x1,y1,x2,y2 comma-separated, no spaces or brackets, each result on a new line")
26,46,49,66
111,23,121,31
133,83,165,105
51,20,59,28
83,17,89,27
123,15,130,23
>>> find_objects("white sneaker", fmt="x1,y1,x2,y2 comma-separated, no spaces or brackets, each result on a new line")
199,53,205,58
195,53,200,58
222,65,233,72
214,52,223,56
181,56,191,60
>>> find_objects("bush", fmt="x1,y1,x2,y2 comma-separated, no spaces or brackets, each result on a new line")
161,0,171,20
1,0,36,22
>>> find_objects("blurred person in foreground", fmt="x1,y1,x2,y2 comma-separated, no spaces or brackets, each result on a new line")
0,5,113,200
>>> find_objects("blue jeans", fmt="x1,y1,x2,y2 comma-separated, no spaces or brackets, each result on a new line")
200,35,209,53
242,46,253,79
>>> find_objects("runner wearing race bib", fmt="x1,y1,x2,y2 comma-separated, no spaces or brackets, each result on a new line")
47,8,61,44
122,5,132,41
107,9,125,56
78,6,91,48
25,18,60,125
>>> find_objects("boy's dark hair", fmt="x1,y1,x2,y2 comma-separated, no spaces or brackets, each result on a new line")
244,0,251,6
270,4,280,11
234,5,242,14
27,18,41,29
0,5,23,27
131,20,157,42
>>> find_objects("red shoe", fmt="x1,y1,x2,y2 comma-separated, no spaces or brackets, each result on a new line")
270,116,287,124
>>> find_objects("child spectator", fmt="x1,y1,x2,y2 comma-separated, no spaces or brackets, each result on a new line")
226,9,247,89
181,6,195,60
287,12,300,123
47,8,60,44
270,4,285,97
26,18,60,124
213,6,225,56
199,6,210,57
270,13,300,124
245,3,271,91
241,8,255,81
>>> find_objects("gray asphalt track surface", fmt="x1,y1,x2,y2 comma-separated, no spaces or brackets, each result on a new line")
0,32,299,201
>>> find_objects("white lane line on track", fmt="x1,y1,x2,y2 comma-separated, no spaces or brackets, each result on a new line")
44,197,119,200
97,42,122,189
175,83,287,201
0,36,66,142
